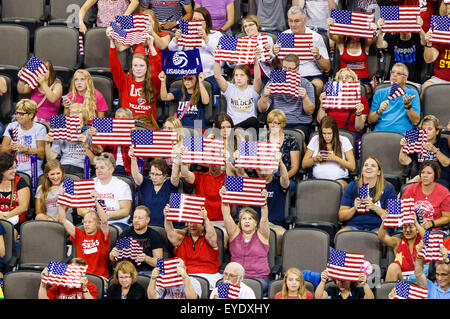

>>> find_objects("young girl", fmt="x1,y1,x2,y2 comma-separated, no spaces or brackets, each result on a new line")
17,60,62,125
213,50,263,130
302,116,356,189
159,71,209,128
63,69,108,123
107,27,162,130
35,159,73,223
45,103,96,176
274,267,314,299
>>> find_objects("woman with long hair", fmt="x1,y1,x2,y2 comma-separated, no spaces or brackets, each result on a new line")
274,267,313,299
63,69,108,122
302,116,355,189
338,156,397,233
107,27,161,130
17,60,62,125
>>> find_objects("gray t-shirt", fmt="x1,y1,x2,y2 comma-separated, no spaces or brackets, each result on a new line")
35,185,73,222
255,0,288,32
156,276,202,299
51,129,92,169
267,77,315,125
223,83,260,126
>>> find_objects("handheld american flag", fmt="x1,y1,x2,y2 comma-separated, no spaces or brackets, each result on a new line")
92,118,135,146
330,9,375,39
131,129,177,158
322,81,361,110
109,14,151,46
380,6,421,33
222,176,267,206
50,115,81,143
394,280,428,299
167,193,205,224
419,230,444,262
253,34,272,62
42,261,88,288
215,36,258,64
430,15,450,44
277,33,314,61
235,141,280,171
115,236,144,265
19,56,48,90
387,82,406,101
357,183,370,213
327,248,365,282
177,20,203,48
384,198,416,228
156,258,185,288
269,70,301,97
402,128,426,154
217,282,240,299
57,178,95,208
182,136,224,166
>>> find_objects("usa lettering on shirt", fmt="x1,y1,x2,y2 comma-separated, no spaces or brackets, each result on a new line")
16,135,32,164
82,239,100,255
177,101,198,114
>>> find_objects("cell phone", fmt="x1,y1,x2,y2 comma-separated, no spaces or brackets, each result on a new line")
320,150,329,155
62,95,72,105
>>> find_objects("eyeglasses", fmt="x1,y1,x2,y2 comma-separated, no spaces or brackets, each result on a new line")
70,110,82,115
435,273,449,278
15,111,28,116
243,23,256,28
150,172,164,177
390,71,406,76
223,272,239,278
269,121,282,126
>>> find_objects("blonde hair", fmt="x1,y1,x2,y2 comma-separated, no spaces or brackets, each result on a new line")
69,103,89,124
238,207,259,229
334,68,359,82
16,99,37,119
267,109,287,128
112,260,138,285
69,69,97,122
281,268,307,299
241,14,262,33
94,152,116,169
420,115,442,140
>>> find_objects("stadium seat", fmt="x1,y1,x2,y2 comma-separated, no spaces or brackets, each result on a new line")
281,228,329,274
217,277,263,298
0,24,29,69
86,272,108,299
294,179,342,241
190,274,211,299
214,226,225,268
3,269,42,299
375,281,396,299
92,75,114,117
48,0,94,26
18,220,68,270
283,129,305,180
136,274,150,294
268,278,315,299
359,131,406,193
0,74,14,125
0,219,17,273
149,225,174,258
268,229,282,279
422,83,450,127
334,230,382,267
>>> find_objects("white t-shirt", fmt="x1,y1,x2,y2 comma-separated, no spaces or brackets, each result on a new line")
35,185,73,222
94,176,132,225
223,83,260,125
307,134,353,180
305,0,339,30
210,281,256,299
156,277,202,299
3,121,46,176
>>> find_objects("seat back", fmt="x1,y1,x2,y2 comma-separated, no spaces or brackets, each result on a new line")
422,83,450,126
92,75,114,116
268,279,315,299
136,274,150,295
84,28,128,69
34,26,79,69
190,275,211,299
375,281,396,299
0,220,16,271
49,0,93,24
0,24,29,68
214,226,225,267
19,220,67,269
268,229,277,270
149,225,173,258
3,270,42,299
1,0,45,20
282,228,329,274
242,277,263,299
86,273,107,299
334,230,382,266
0,74,14,124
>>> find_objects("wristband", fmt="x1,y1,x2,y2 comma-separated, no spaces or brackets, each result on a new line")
376,109,381,116
405,104,412,110
355,112,362,116
426,44,432,48
431,220,435,228
316,55,322,61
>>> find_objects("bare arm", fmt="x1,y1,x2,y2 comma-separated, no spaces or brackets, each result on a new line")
163,204,187,247
213,59,228,93
414,242,428,288
219,187,241,241
123,0,139,15
220,2,235,32
129,148,144,186
57,205,76,238
79,0,98,34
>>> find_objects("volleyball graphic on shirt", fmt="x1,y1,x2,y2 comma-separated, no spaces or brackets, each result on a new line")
414,200,434,222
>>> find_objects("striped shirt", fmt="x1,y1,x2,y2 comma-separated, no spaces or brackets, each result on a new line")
146,0,191,21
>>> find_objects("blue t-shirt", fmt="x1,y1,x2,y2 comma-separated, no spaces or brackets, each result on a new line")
139,177,178,227
370,85,420,134
340,180,397,230
427,279,450,299
253,176,288,226
171,88,206,128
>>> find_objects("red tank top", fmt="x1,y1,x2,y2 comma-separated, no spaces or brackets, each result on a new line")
339,47,370,80
394,234,422,273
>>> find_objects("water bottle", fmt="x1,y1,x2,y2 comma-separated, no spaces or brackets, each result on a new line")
113,98,119,110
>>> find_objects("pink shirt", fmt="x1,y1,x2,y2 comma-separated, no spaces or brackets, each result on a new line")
194,0,234,30
31,88,61,122
67,89,109,113
96,0,130,27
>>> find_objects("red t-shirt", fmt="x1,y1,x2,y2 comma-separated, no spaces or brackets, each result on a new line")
394,234,422,272
70,227,110,279
174,233,220,274
109,47,162,120
47,281,98,299
402,182,450,228
339,47,370,80
325,95,369,133
190,171,227,221
274,290,314,299
432,43,450,82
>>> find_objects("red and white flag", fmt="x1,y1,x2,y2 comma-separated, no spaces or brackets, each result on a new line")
330,9,375,39
50,115,81,143
57,178,95,208
215,36,258,64
167,193,205,224
92,118,135,146
177,20,203,48
277,33,314,61
327,248,365,282
322,81,361,110
222,176,267,206
269,70,301,97
217,282,241,299
235,141,280,171
115,236,144,265
156,258,185,288
109,14,152,46
131,130,177,158
182,137,224,166
42,261,88,288
394,280,428,299
380,6,421,33
430,15,450,44
384,198,416,228
419,230,444,262
19,56,48,90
